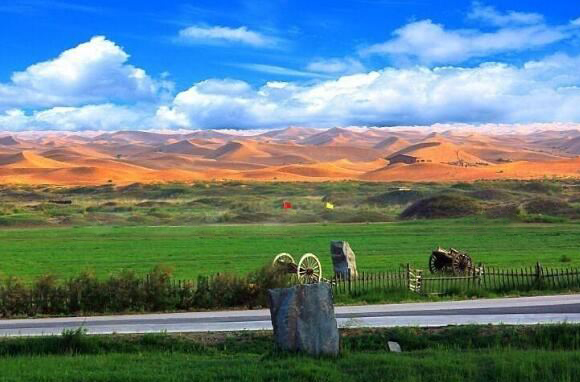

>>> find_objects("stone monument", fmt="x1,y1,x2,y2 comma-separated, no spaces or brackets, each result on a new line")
330,240,358,278
268,283,339,356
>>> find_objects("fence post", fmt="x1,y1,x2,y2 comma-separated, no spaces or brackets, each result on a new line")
535,262,543,288
347,268,352,296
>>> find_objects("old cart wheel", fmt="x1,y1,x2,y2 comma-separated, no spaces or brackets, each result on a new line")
273,253,295,267
297,253,322,284
429,251,450,274
428,253,438,273
452,253,472,275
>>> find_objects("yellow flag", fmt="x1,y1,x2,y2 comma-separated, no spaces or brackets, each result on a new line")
325,202,334,209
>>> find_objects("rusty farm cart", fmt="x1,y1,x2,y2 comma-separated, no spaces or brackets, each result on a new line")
272,253,322,284
429,247,473,275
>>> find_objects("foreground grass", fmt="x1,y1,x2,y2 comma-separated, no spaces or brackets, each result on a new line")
1,326,580,381
3,350,579,382
0,218,578,281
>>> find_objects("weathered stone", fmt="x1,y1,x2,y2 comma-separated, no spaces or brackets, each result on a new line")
268,283,339,356
388,341,402,352
330,240,358,277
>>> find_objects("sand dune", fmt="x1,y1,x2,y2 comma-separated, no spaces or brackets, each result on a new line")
0,151,73,169
374,136,411,153
0,136,20,146
259,127,318,141
0,127,578,184
387,141,488,165
157,140,213,156
278,163,361,178
558,136,580,155
208,141,271,161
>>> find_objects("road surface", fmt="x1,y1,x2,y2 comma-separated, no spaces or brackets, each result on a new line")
1,294,580,337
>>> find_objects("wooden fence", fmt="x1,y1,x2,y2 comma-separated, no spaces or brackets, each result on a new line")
331,263,580,296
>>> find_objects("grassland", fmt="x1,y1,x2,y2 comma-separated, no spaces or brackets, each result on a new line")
0,179,579,227
0,218,578,281
1,326,580,381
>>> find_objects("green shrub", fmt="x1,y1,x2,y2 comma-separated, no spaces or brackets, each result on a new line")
104,270,145,312
509,181,562,194
144,265,176,311
0,277,30,317
247,265,291,307
485,203,520,219
469,189,513,201
401,195,481,219
367,190,426,206
32,274,67,315
523,198,573,217
66,271,106,313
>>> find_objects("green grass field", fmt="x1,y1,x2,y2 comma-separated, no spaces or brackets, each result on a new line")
0,218,579,281
1,326,580,381
4,350,579,382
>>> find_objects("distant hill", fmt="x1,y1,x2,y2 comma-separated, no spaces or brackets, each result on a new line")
0,127,578,185
157,140,213,156
0,136,20,146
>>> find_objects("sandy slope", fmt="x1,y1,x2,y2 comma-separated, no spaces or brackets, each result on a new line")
0,128,578,184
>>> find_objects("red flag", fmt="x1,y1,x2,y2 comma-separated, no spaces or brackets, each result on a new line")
282,201,292,209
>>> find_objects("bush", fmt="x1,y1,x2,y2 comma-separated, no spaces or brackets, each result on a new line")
144,265,176,311
469,189,513,201
485,203,520,219
509,181,562,194
32,274,67,315
247,265,291,307
367,190,426,206
0,277,30,317
523,198,573,217
400,195,481,219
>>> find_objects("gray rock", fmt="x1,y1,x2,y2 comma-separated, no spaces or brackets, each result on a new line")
330,241,358,278
268,283,339,356
388,341,402,352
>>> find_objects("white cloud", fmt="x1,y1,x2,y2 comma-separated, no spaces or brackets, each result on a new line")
0,36,164,109
0,104,152,131
177,25,279,47
306,58,365,75
156,54,580,129
361,19,571,65
468,1,544,26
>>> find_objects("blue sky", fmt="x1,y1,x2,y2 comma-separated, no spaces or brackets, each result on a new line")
1,0,580,131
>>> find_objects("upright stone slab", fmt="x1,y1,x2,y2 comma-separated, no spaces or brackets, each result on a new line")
268,283,339,356
330,240,358,278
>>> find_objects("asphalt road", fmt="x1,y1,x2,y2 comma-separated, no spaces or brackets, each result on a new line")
2,294,580,337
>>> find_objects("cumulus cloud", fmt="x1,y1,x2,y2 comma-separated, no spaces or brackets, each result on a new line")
468,1,544,26
306,57,365,75
156,54,580,129
0,104,152,131
177,25,279,48
0,36,164,109
361,19,574,65
360,2,580,65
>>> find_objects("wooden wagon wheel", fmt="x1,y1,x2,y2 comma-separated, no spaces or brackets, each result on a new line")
297,253,322,284
272,253,295,267
452,253,472,275
428,253,438,273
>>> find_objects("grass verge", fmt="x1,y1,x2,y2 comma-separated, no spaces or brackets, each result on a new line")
1,326,580,381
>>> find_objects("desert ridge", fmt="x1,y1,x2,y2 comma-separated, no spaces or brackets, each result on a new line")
0,127,579,185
